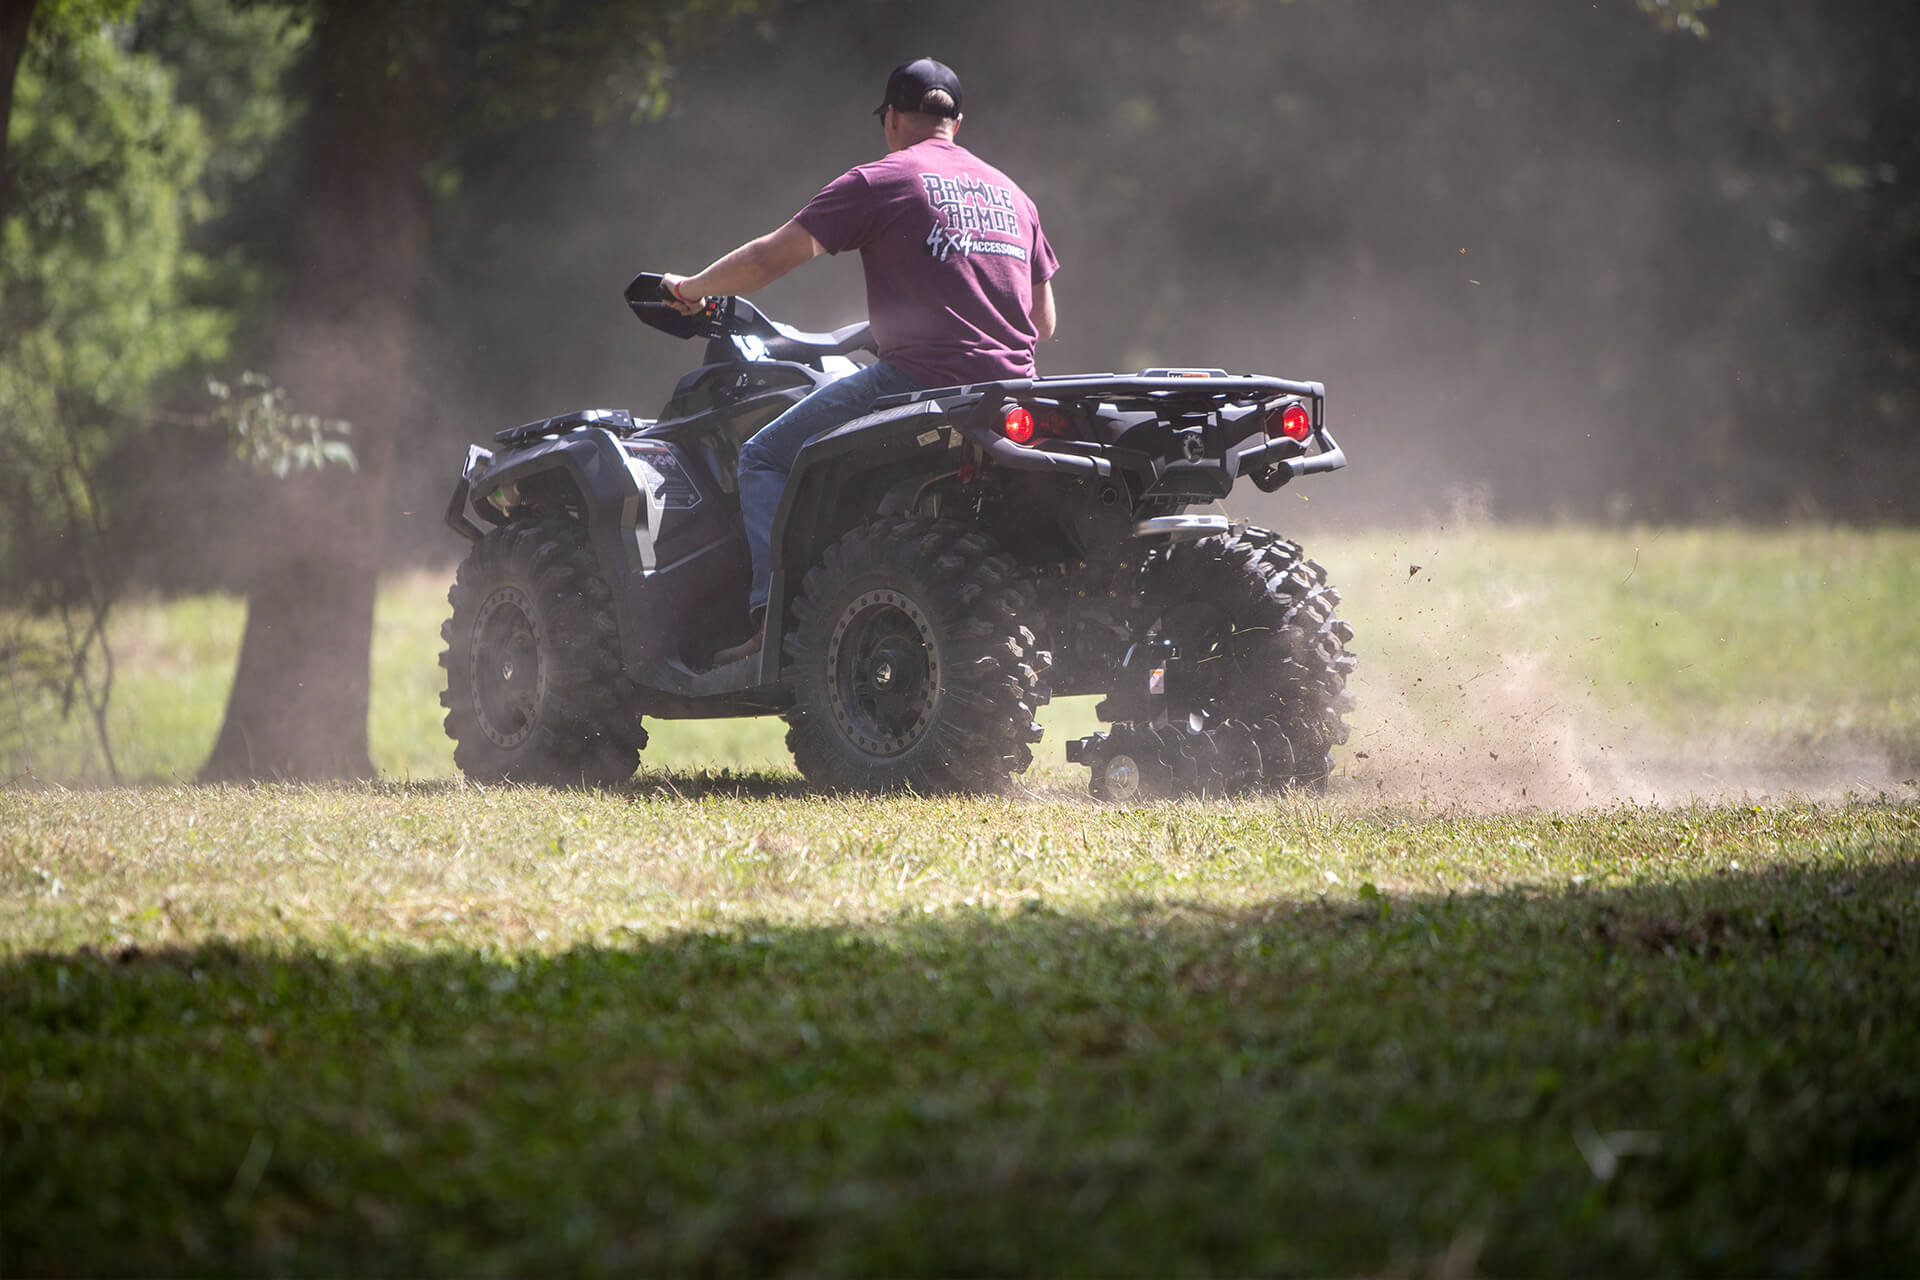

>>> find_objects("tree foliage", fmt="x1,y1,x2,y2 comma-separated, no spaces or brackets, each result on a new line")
209,372,355,479
0,0,306,778
445,0,764,127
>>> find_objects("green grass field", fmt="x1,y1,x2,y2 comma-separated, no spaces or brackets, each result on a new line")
7,525,1918,791
4,526,1918,1274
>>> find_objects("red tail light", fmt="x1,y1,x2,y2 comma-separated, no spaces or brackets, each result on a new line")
1003,405,1036,445
1266,402,1312,442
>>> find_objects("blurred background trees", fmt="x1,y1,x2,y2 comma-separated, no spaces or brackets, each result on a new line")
196,0,761,781
2,0,1915,778
0,0,305,776
414,0,1918,529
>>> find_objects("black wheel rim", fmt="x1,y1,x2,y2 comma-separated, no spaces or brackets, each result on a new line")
470,586,545,749
826,588,940,758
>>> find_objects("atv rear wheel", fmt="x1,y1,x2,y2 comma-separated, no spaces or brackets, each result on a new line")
1135,527,1356,789
440,518,645,786
784,516,1048,793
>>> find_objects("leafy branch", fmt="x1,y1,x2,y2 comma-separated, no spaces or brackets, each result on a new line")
208,371,356,478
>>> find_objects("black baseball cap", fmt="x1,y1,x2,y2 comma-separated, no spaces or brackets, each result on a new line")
873,57,963,118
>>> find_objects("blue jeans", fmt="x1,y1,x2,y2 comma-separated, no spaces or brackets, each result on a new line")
738,360,923,612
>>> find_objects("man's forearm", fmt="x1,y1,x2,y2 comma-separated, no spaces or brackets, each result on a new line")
682,221,821,298
683,239,782,298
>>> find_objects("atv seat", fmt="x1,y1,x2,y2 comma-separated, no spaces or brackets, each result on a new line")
760,319,874,363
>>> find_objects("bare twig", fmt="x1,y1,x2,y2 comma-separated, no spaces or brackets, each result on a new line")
78,604,120,784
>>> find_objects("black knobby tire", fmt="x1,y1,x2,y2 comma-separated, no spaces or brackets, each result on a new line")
784,516,1049,793
439,518,645,786
1136,526,1356,788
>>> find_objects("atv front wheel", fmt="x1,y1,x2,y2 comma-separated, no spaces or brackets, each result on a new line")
440,518,645,786
784,517,1048,793
1136,527,1356,789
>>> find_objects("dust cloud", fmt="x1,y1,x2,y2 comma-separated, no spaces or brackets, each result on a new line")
391,0,1917,558
1341,646,1905,814
1320,516,1910,812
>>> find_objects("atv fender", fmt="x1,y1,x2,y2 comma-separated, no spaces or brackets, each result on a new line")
462,430,640,561
456,428,740,680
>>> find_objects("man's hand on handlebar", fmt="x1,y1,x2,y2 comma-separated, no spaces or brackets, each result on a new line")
660,273,707,317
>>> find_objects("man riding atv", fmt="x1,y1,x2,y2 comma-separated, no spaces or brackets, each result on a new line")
661,56,1059,667
439,60,1355,798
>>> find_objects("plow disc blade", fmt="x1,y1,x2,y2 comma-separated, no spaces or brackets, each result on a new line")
1066,720,1267,801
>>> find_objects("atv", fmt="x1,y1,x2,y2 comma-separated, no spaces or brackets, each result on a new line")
438,273,1356,799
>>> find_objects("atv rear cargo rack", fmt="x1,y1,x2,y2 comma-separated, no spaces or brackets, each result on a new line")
873,372,1346,483
872,371,1325,407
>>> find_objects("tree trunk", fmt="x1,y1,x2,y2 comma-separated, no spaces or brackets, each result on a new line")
0,0,37,224
201,1,442,781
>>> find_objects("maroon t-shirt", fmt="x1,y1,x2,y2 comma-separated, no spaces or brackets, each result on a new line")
794,138,1059,389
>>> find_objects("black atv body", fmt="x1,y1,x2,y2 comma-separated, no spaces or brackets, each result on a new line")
439,273,1356,797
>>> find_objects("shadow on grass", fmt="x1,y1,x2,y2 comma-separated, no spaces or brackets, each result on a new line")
5,859,1917,1277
